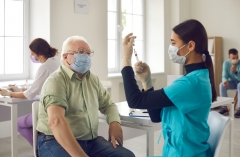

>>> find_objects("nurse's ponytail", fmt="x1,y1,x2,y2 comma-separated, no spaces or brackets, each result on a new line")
173,19,217,102
29,38,59,58
203,50,217,102
49,47,58,57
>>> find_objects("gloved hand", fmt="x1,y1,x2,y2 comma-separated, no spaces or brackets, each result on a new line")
134,61,153,90
8,85,22,92
0,88,11,97
122,33,136,68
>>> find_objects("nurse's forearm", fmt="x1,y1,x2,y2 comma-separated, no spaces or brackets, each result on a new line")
147,108,162,123
10,92,26,99
121,66,175,109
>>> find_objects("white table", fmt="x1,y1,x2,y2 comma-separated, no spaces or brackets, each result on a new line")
100,97,234,157
99,101,154,156
116,102,154,156
0,96,39,157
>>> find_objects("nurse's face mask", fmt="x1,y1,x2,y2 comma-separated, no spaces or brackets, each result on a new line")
168,44,191,64
30,55,40,63
66,48,94,74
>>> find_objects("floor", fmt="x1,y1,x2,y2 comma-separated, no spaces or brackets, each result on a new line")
0,113,239,157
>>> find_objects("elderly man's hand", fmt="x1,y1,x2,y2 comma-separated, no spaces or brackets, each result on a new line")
0,89,11,97
108,122,123,148
122,33,136,68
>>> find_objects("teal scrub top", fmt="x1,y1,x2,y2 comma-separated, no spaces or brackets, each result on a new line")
162,69,212,157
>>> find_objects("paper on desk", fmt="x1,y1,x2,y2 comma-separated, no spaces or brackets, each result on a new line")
129,110,149,117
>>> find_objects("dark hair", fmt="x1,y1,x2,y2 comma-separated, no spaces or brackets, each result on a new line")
229,48,238,55
29,38,58,58
173,19,217,102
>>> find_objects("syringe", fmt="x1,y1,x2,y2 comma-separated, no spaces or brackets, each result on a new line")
133,49,139,62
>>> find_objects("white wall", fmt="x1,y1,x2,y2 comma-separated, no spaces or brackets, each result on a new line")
29,0,50,79
145,0,165,73
49,0,108,80
191,0,240,60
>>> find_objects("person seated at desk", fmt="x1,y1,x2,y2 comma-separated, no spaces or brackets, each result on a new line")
121,19,217,157
0,38,60,146
219,48,240,118
36,36,135,157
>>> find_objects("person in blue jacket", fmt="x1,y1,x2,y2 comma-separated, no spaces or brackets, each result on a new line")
121,19,217,157
218,48,240,118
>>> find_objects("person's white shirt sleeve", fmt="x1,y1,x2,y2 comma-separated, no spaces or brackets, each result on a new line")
23,66,50,100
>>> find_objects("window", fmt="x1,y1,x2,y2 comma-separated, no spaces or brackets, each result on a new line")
0,0,29,81
108,0,144,73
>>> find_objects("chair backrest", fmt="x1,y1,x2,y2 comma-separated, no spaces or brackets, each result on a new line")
32,101,39,157
207,111,232,157
166,75,182,86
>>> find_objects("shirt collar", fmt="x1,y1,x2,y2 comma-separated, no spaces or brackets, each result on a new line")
184,62,207,75
61,64,90,80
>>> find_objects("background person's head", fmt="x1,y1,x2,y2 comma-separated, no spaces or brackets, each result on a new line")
172,19,217,102
61,36,94,74
29,38,58,63
228,48,238,63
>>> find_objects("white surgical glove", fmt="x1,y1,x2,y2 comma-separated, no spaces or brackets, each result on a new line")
0,89,11,97
122,33,136,68
134,61,153,90
8,85,22,92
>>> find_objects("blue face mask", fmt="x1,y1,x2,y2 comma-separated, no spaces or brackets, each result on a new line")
69,54,91,74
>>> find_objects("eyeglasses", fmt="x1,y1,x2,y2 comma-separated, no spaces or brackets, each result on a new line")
67,48,94,57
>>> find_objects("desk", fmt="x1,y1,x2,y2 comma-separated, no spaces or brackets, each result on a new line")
0,96,39,157
99,101,154,156
100,97,234,157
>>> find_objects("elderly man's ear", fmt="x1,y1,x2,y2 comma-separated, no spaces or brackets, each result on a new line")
62,53,67,60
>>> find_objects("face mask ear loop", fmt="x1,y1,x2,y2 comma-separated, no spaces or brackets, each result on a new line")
179,44,186,50
184,51,191,57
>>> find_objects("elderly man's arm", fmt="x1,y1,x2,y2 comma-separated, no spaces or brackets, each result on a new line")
98,80,122,147
47,105,88,157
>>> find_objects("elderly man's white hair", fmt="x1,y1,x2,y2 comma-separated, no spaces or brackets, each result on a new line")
61,36,91,63
61,36,90,55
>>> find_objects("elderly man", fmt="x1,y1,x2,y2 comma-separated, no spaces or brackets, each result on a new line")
36,36,135,157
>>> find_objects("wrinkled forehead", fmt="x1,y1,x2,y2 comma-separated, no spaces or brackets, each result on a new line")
67,40,90,51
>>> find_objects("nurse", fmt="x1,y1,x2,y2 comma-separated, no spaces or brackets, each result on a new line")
0,38,60,146
121,19,217,157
